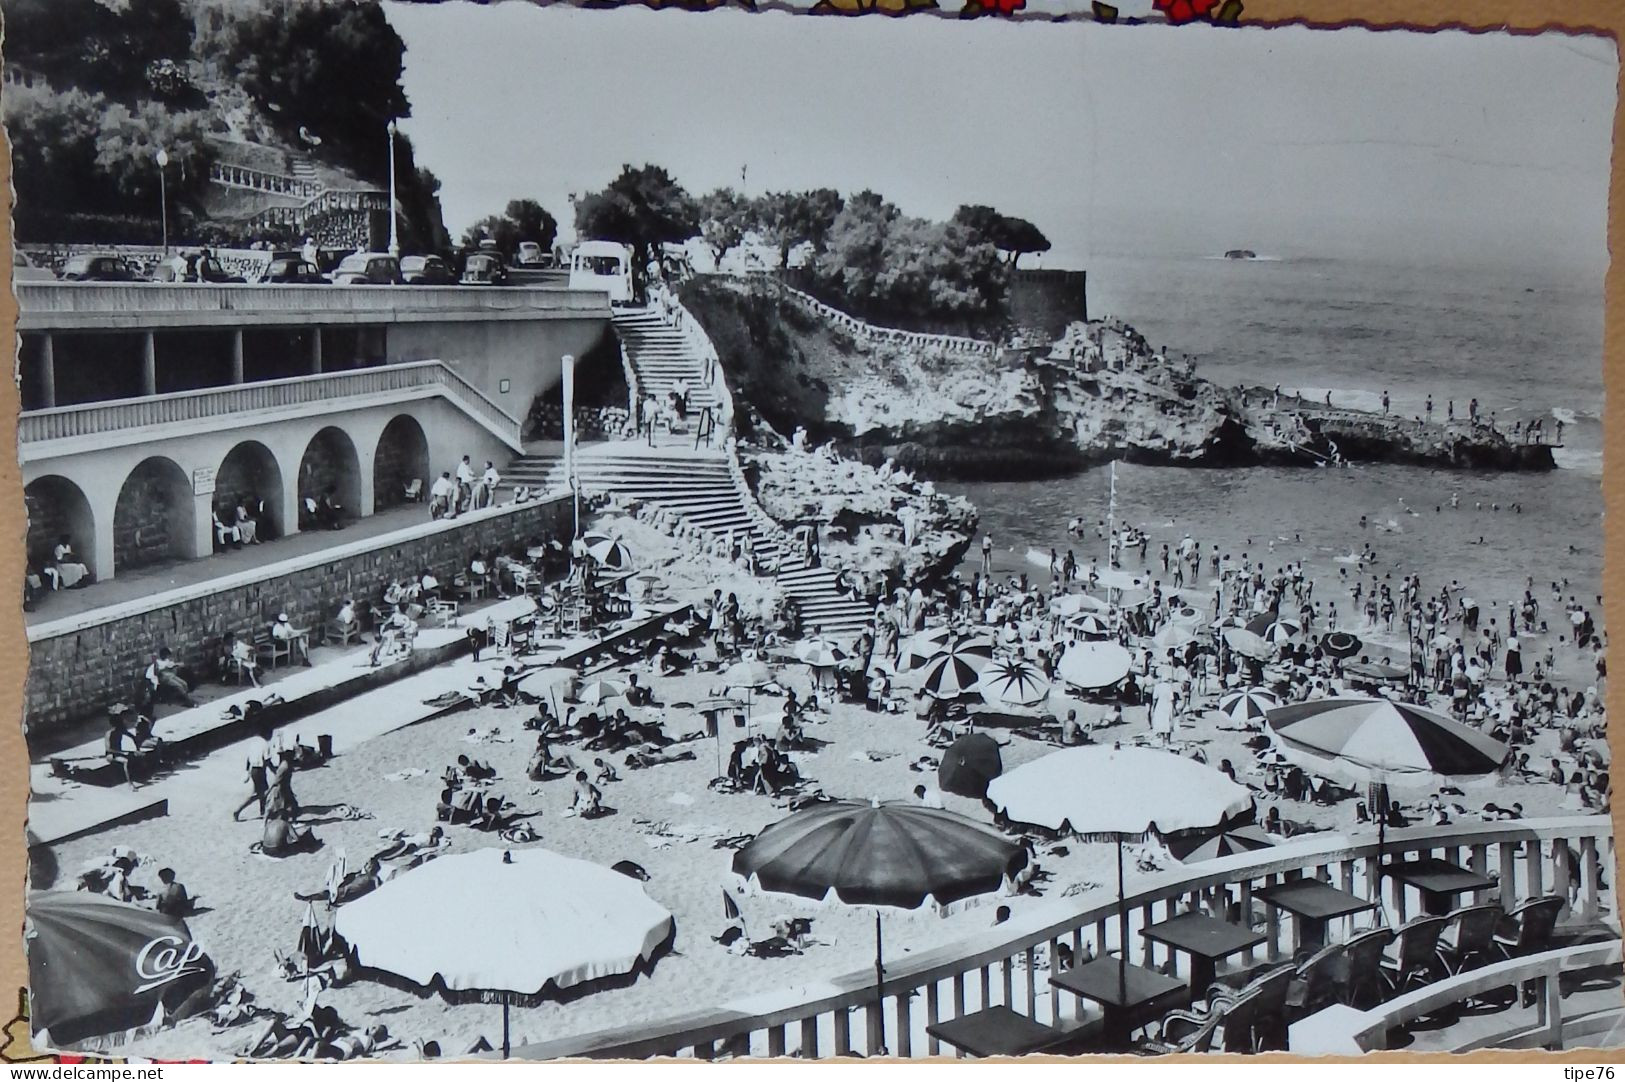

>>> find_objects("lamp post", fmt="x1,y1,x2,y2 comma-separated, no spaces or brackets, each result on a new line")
155,148,170,255
386,120,400,258
561,353,578,537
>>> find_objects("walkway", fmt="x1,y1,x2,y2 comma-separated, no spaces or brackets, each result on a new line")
26,504,433,629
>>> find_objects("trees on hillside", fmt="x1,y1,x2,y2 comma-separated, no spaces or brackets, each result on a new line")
574,165,700,298
754,188,845,268
698,188,753,265
952,205,1052,267
461,199,559,260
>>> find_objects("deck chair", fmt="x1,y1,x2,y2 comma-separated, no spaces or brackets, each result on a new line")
1140,1004,1224,1055
1380,914,1449,994
1493,895,1565,959
1211,963,1294,1050
1339,927,1395,1007
1215,988,1265,1053
1435,903,1503,975
1287,941,1349,1019
403,478,424,503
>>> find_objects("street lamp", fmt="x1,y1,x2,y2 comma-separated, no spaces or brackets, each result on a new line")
155,147,169,255
386,119,400,258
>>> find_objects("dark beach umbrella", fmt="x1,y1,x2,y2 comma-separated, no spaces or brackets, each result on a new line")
732,800,1027,1051
26,892,215,1047
1320,631,1363,660
938,732,1004,799
1166,825,1276,863
1266,697,1509,781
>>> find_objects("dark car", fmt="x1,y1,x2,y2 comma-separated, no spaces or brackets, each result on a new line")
401,255,453,285
148,251,247,284
262,256,328,284
331,252,402,286
59,254,142,282
460,251,509,286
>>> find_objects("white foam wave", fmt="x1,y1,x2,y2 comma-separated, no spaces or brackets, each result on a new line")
1552,446,1604,476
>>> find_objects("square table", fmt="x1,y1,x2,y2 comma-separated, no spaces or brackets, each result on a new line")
1139,911,1268,994
1050,955,1189,1049
1383,857,1494,915
1255,879,1377,949
925,1005,1063,1058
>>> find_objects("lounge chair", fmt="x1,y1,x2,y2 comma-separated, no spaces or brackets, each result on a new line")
1215,987,1266,1053
1339,927,1395,1007
1380,914,1449,994
1493,895,1565,959
1435,903,1503,975
1139,1004,1224,1055
1209,963,1294,1050
1287,941,1348,1019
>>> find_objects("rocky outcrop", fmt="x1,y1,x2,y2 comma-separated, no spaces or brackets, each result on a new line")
679,275,1557,480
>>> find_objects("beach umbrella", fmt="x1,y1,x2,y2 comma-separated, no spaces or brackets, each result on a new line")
918,650,985,700
1343,660,1408,683
795,639,848,669
1068,613,1113,639
937,733,1004,799
1167,605,1204,627
1151,623,1197,652
1166,825,1277,864
1320,631,1363,660
1265,698,1508,784
1247,616,1302,644
576,678,626,706
976,657,1051,709
337,848,673,1057
986,747,1253,1006
1055,640,1132,690
1091,567,1149,592
518,666,575,702
1051,593,1110,616
731,800,1026,1054
722,659,774,690
1215,688,1279,725
26,892,215,1047
898,627,955,672
581,532,632,572
1223,627,1276,661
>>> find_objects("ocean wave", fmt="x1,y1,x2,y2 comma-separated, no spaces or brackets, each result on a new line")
1551,406,1601,425
1552,446,1604,476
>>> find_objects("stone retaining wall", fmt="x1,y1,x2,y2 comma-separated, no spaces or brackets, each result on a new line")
26,494,572,735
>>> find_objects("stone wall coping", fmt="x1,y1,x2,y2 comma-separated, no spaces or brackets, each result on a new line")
27,488,571,643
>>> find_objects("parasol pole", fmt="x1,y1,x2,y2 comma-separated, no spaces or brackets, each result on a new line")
501,995,511,1059
1116,835,1127,1005
870,911,886,1056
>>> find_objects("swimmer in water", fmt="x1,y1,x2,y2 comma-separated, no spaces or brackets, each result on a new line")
1450,492,1460,509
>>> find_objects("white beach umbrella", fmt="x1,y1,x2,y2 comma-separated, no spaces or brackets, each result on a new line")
977,657,1052,709
1055,640,1133,689
576,678,626,705
1151,623,1197,652
1051,593,1110,616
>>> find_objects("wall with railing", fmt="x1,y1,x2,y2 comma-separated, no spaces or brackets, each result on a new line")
511,816,1615,1060
747,275,998,358
20,360,524,456
16,281,611,331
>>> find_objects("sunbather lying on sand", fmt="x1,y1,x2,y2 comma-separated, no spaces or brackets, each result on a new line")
374,826,447,861
625,747,697,769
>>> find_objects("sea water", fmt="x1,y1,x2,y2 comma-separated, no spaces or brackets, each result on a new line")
942,254,1605,628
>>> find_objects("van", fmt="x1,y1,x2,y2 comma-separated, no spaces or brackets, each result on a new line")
569,240,633,304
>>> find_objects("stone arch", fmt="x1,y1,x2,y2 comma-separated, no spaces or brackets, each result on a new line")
372,414,430,513
113,456,197,571
298,426,362,528
24,476,95,577
217,440,285,541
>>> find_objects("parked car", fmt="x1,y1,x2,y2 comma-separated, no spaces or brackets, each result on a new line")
515,241,546,266
460,251,509,286
13,251,56,282
261,256,328,284
331,252,403,285
401,254,453,285
59,253,143,282
148,250,247,284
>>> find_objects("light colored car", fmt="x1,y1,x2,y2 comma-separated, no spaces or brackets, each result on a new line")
13,250,56,282
515,241,545,266
460,252,508,286
331,253,402,285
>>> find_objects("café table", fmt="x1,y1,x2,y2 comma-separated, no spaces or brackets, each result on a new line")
1139,911,1267,995
1049,955,1190,1049
925,1005,1065,1058
1383,857,1495,916
1254,879,1376,949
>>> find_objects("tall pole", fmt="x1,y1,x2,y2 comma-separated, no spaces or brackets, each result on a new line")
561,353,577,537
386,120,400,258
155,148,169,255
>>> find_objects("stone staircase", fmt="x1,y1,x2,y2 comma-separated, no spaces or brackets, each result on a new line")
502,306,871,636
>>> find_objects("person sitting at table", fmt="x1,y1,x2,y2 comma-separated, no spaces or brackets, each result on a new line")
272,613,313,666
235,499,260,544
146,647,199,707
44,535,91,591
227,631,262,687
214,508,243,549
418,568,441,606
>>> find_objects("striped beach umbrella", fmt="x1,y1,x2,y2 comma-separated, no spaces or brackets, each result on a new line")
1215,687,1278,724
795,639,848,669
898,627,955,672
918,650,985,700
1068,613,1113,640
576,678,626,705
1319,631,1363,660
976,657,1052,709
581,532,632,572
1256,619,1302,645
1266,697,1509,784
1167,825,1276,864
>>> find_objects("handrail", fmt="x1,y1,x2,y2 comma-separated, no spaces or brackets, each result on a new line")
512,815,1614,1060
743,273,998,357
1351,941,1623,1051
19,360,523,452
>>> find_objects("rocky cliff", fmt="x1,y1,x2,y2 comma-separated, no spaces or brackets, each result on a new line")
678,275,1555,479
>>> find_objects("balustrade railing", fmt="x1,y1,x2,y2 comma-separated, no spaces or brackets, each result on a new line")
19,361,523,449
510,816,1615,1061
742,274,998,358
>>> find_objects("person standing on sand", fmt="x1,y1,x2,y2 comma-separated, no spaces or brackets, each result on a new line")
1382,390,1391,415
1426,395,1433,420
981,533,993,576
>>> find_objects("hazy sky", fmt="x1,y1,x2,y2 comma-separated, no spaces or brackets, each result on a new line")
384,2,1615,271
